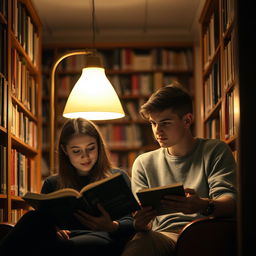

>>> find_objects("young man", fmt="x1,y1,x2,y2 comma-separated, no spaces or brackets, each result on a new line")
121,83,237,256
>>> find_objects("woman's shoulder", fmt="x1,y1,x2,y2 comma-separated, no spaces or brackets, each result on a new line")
43,174,59,183
41,174,60,193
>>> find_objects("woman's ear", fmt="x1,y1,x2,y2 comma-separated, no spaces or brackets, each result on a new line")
61,144,67,155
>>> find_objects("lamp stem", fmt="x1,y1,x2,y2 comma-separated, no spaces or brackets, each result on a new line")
50,50,92,174
92,0,96,48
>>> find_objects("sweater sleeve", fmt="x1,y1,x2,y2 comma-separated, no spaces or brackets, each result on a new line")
110,169,136,236
205,140,237,200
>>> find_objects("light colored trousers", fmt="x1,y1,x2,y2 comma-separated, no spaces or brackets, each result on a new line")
121,231,179,256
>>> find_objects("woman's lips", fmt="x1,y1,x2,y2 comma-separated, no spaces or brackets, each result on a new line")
81,162,90,166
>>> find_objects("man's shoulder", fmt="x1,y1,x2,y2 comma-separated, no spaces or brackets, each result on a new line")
197,138,229,154
135,147,163,162
198,138,226,148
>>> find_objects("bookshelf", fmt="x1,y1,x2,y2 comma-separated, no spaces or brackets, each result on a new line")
0,0,42,223
200,0,238,157
41,43,194,176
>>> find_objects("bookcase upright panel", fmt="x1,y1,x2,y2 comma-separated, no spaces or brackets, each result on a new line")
0,0,42,223
200,0,238,158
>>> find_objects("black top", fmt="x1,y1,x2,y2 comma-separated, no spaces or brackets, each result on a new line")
41,169,135,236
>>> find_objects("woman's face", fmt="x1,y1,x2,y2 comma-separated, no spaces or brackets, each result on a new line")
64,134,98,175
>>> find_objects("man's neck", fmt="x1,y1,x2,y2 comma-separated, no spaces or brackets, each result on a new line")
167,136,197,157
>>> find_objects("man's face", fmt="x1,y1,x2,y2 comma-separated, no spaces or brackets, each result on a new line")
149,109,192,148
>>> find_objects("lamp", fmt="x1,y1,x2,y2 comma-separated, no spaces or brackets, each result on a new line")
49,0,125,173
49,52,125,173
63,52,124,120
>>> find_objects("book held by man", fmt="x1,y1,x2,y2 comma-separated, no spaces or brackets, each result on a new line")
136,183,185,215
22,173,140,220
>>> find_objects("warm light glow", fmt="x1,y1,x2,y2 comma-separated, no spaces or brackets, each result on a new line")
63,67,125,120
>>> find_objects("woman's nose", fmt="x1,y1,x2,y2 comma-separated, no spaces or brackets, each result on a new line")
81,150,89,158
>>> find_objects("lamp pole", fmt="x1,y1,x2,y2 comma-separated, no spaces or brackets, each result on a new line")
50,50,92,174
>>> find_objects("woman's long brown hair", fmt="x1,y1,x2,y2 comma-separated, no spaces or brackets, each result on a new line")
57,118,112,190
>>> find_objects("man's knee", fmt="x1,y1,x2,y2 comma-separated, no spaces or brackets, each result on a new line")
121,231,176,256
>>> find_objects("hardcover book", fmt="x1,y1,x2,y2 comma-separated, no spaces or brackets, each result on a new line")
22,172,140,220
136,183,185,215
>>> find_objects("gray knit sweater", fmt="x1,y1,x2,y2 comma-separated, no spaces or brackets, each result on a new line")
131,138,237,232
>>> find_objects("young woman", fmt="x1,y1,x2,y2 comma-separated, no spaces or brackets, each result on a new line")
0,118,135,255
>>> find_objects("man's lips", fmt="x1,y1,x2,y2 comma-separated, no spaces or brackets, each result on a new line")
157,137,168,141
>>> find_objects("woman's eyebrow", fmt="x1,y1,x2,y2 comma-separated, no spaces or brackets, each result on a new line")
70,142,96,148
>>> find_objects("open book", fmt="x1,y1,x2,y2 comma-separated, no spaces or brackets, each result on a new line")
136,183,185,215
22,172,140,220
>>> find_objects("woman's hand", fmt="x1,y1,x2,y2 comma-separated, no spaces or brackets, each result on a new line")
161,188,207,214
56,229,71,240
133,205,157,231
74,204,119,232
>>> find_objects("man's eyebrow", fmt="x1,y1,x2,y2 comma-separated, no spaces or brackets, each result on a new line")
149,118,173,122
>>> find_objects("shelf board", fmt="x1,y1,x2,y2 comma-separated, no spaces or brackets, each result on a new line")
12,95,38,122
11,135,38,156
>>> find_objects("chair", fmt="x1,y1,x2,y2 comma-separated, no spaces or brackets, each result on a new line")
0,222,14,241
175,217,237,256
0,217,237,255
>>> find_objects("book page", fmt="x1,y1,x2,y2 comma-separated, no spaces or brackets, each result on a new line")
23,188,80,200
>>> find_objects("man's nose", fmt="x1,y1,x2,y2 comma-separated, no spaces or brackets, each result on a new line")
155,123,163,133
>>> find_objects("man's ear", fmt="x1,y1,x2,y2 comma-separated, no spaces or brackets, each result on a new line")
183,113,193,127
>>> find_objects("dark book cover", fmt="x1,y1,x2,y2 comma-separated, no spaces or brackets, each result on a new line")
136,183,185,215
23,173,140,220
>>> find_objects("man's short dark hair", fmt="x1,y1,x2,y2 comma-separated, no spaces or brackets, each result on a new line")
140,83,193,120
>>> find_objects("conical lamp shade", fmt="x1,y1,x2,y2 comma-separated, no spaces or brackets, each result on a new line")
63,67,125,120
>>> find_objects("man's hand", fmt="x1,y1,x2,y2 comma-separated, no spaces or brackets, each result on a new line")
133,206,157,231
161,188,207,214
57,229,71,240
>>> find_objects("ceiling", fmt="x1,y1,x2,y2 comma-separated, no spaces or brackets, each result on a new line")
31,0,205,45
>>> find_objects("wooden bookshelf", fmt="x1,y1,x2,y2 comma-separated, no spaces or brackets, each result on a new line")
0,0,42,223
200,0,238,157
41,42,194,176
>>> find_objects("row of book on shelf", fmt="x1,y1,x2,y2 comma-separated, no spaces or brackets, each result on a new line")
56,48,193,72
0,0,7,17
0,208,27,224
100,124,143,148
205,88,235,141
202,7,219,70
0,76,7,128
11,48,38,115
0,144,7,194
223,33,236,90
12,0,40,66
9,148,37,197
0,22,7,78
56,72,189,100
1,147,37,196
109,73,185,97
204,57,221,114
11,103,38,149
